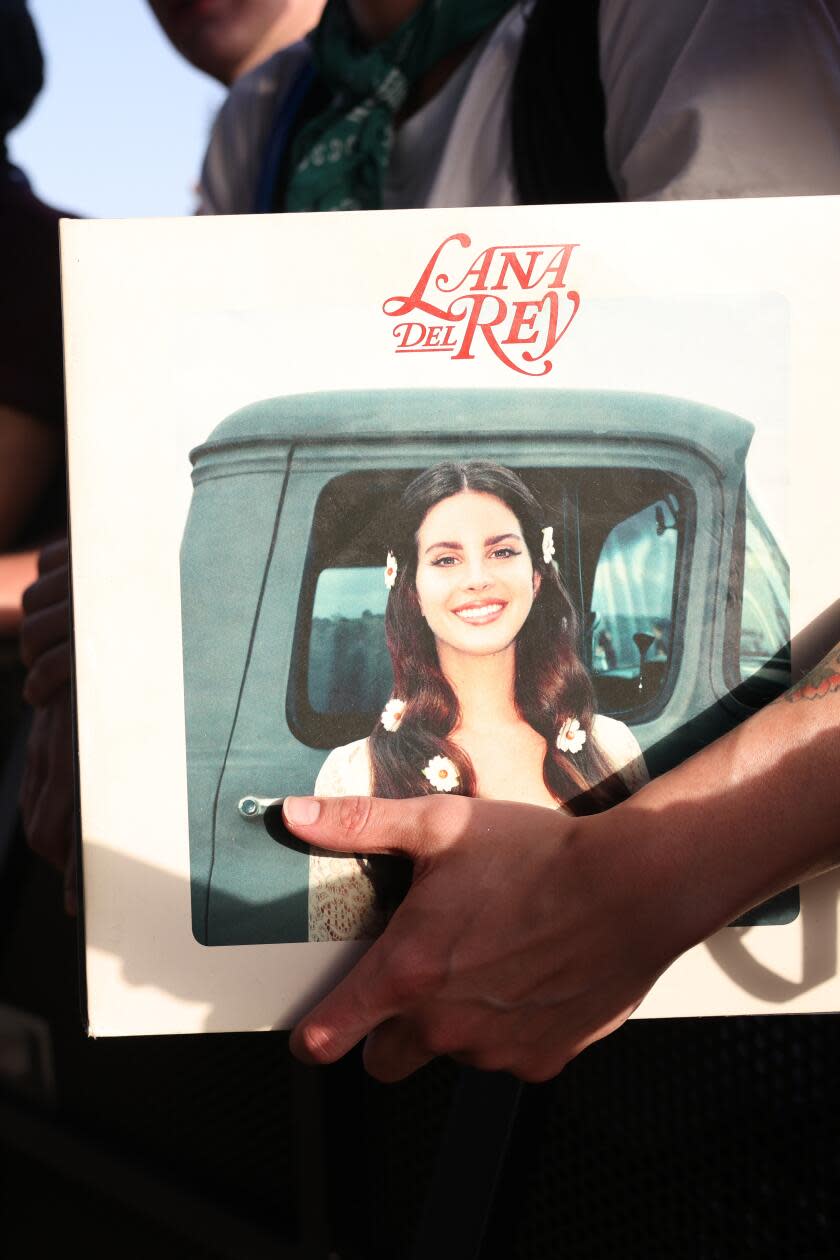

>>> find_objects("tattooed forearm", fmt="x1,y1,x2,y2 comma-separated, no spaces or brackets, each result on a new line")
784,644,840,703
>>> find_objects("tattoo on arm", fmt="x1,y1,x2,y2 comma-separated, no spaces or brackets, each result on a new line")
784,644,840,704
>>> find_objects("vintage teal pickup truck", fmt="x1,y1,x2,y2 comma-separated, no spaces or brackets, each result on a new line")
181,389,791,945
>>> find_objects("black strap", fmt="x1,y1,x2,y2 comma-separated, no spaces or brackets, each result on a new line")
409,1069,523,1260
512,0,617,205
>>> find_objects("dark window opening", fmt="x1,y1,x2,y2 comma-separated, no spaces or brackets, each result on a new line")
288,467,691,749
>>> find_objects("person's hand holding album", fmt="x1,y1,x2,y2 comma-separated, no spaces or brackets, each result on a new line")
283,636,840,1081
282,791,677,1083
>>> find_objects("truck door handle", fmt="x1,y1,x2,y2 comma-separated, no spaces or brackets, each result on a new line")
238,795,282,819
239,796,311,854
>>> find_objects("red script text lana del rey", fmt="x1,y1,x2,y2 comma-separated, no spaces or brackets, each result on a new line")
382,233,581,377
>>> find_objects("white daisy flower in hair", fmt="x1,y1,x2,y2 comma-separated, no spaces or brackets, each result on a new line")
422,755,460,792
556,716,586,755
384,550,398,588
380,698,406,732
541,526,555,565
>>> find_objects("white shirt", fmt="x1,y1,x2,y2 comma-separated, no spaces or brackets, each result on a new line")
199,0,840,215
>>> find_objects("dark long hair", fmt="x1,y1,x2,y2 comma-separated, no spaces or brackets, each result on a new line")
369,461,631,814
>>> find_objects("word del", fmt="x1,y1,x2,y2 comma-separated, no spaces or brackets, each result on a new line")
382,232,581,377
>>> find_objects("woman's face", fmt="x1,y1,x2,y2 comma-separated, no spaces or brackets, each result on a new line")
413,491,540,658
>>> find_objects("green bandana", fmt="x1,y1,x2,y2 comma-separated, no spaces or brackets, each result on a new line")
286,0,518,212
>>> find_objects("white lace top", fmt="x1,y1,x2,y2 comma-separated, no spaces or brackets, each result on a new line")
308,715,648,941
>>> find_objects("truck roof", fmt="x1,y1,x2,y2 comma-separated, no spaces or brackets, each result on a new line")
192,388,754,472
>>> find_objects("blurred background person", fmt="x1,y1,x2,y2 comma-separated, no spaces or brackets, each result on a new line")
147,0,326,86
0,0,68,640
200,0,840,217
0,0,73,905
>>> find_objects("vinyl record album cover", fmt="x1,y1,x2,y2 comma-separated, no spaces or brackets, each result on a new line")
61,197,840,1035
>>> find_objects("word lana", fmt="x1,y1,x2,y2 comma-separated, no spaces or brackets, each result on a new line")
382,232,581,377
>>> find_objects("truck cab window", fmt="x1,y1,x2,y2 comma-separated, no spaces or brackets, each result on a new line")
589,496,680,717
